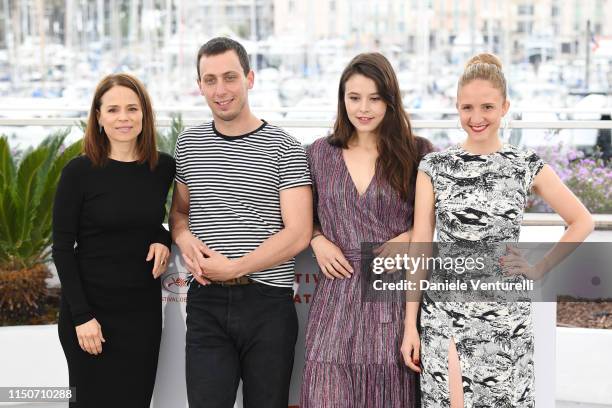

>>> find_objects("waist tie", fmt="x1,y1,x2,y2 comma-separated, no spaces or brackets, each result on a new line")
341,248,363,262
341,247,396,324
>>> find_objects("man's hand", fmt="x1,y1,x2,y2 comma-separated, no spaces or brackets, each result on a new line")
175,232,241,283
175,232,211,285
170,181,210,285
200,247,242,282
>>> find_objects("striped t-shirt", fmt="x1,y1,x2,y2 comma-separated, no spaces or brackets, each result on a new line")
174,120,311,287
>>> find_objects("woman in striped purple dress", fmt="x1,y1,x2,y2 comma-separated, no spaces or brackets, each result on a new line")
300,53,432,407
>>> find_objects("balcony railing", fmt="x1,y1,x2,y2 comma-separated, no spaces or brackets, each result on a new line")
1,111,611,229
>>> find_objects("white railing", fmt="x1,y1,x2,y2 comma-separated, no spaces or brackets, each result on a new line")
1,118,612,129
1,105,612,115
1,115,610,229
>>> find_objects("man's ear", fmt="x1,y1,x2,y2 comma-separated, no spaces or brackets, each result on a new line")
196,79,205,96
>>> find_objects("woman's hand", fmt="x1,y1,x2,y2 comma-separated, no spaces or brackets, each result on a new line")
401,324,421,373
373,231,412,274
147,243,170,278
501,245,546,280
311,235,354,279
75,318,105,355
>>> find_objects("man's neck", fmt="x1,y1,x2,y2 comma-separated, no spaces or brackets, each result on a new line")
214,111,263,137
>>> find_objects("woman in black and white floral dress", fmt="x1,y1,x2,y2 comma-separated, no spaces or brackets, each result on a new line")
400,53,594,407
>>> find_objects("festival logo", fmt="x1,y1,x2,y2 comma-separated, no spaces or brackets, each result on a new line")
162,272,190,294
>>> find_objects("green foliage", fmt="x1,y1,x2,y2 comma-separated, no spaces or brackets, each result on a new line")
157,114,183,155
156,114,184,221
0,130,83,270
76,119,87,133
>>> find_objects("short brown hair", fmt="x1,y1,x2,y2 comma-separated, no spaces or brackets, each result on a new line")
83,73,158,169
196,37,250,79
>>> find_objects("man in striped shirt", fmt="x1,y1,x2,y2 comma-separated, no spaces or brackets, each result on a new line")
169,37,313,408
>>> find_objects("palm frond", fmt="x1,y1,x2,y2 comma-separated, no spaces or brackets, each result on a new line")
157,113,183,154
0,137,16,246
0,136,15,190
31,138,83,251
13,147,49,248
1,134,82,270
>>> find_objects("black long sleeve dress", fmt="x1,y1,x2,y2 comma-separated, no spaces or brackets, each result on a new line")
52,153,175,408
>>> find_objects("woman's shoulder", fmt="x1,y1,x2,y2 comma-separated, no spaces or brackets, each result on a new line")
507,144,540,158
156,151,176,173
499,144,543,164
57,156,93,188
307,136,336,157
421,148,451,162
417,147,457,176
310,136,334,149
414,136,435,158
503,145,545,174
157,151,175,164
63,155,92,173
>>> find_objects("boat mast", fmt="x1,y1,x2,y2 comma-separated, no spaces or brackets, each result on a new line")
36,0,46,94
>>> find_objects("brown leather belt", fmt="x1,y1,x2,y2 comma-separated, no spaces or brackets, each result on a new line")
213,276,252,286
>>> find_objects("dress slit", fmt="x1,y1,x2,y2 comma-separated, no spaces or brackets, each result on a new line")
448,336,465,408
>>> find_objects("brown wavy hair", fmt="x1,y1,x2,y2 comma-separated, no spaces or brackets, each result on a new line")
328,52,419,201
83,73,158,170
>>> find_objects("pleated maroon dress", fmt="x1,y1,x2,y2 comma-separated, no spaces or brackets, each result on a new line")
300,136,431,408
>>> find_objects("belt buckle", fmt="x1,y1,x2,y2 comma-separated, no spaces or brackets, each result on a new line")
219,276,250,286
219,278,238,287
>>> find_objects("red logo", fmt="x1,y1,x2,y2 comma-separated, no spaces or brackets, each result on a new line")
162,272,191,294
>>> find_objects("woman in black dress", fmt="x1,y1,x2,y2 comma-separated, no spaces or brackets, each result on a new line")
52,73,175,407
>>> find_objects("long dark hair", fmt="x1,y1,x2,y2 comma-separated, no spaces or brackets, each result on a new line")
83,73,158,170
328,52,419,201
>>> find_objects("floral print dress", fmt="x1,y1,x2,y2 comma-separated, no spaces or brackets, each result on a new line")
418,144,544,407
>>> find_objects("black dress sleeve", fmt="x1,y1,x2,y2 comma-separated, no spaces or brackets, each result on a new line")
153,225,172,248
152,153,174,248
52,159,94,326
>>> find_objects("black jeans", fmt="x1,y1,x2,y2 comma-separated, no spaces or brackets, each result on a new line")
185,281,298,408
